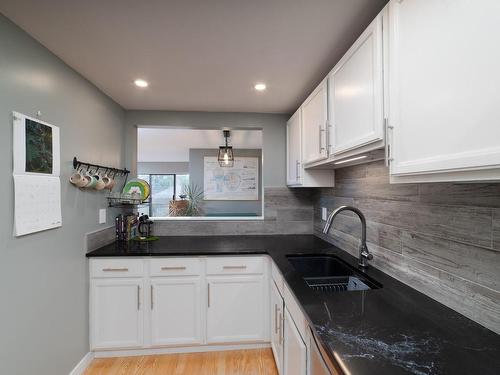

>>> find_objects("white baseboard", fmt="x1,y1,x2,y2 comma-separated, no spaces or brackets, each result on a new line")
69,352,94,375
93,342,271,358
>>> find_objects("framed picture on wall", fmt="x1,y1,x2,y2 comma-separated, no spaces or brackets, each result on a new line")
13,111,60,176
203,156,259,200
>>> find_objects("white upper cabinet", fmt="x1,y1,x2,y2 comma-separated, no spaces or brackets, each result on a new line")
286,108,334,188
387,0,500,182
302,80,328,164
328,11,385,157
287,109,302,186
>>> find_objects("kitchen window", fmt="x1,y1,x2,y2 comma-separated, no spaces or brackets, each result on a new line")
138,174,189,217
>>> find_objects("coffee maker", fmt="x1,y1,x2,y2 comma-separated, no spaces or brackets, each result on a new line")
138,214,154,238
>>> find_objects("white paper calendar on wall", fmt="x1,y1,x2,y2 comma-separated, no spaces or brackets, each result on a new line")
12,112,62,236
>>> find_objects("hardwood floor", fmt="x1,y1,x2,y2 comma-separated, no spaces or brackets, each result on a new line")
84,349,278,375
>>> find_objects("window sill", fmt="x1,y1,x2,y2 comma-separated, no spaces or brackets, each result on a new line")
150,216,264,221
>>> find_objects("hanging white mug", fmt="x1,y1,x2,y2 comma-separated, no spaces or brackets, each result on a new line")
101,174,113,190
70,171,89,188
106,174,117,191
84,172,98,189
94,173,106,190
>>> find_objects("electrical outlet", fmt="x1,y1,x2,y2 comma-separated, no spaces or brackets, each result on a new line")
322,207,327,221
99,209,106,224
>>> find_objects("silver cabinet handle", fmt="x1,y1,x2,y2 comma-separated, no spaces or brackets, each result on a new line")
137,285,141,311
207,283,211,308
223,265,247,269
161,266,186,271
274,304,278,334
102,268,128,272
295,160,300,180
384,118,394,166
318,125,321,154
319,127,326,152
384,117,389,166
326,121,333,154
278,311,283,345
150,285,154,310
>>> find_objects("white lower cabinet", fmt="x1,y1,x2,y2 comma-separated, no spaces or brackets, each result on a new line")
206,275,267,343
271,281,284,374
283,308,308,375
150,276,202,346
89,256,269,351
89,256,313,375
90,278,144,350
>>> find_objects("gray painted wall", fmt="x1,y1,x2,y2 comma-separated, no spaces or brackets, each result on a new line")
189,148,262,216
137,161,189,174
0,14,125,375
314,160,500,334
124,110,288,187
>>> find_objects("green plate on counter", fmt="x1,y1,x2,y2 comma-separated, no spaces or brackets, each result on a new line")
122,178,151,200
133,236,159,242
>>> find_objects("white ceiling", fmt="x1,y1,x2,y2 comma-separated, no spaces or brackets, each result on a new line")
0,0,387,113
138,128,262,162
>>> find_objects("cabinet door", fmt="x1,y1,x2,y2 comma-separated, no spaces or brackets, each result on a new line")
329,13,384,155
388,0,500,180
150,277,202,346
271,282,284,374
287,109,302,185
302,81,328,164
283,309,307,375
90,278,144,350
206,275,266,343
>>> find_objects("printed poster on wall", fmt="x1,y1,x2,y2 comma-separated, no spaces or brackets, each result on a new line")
12,111,62,236
203,157,259,200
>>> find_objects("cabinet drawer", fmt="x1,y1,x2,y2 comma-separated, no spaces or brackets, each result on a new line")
150,258,201,277
90,258,144,278
206,257,264,275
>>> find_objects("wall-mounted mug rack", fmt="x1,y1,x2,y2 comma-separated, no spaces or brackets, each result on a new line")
71,157,148,208
72,157,129,177
70,156,130,192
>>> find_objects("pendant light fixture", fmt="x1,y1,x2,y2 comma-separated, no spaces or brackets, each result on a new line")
218,130,234,167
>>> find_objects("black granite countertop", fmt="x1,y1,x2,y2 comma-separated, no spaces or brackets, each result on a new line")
87,235,500,375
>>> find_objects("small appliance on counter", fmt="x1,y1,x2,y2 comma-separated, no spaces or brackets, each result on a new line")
115,213,139,241
137,214,155,240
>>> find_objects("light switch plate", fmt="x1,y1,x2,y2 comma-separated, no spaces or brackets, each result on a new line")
322,207,327,221
99,208,106,224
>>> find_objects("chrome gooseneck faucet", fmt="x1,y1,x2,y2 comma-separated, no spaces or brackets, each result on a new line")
323,206,373,268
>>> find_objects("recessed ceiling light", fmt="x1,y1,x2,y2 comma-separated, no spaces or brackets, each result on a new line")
134,79,149,88
254,83,266,91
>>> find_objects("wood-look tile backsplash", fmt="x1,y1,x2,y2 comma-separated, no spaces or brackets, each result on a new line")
86,168,499,334
153,187,314,236
314,160,500,334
